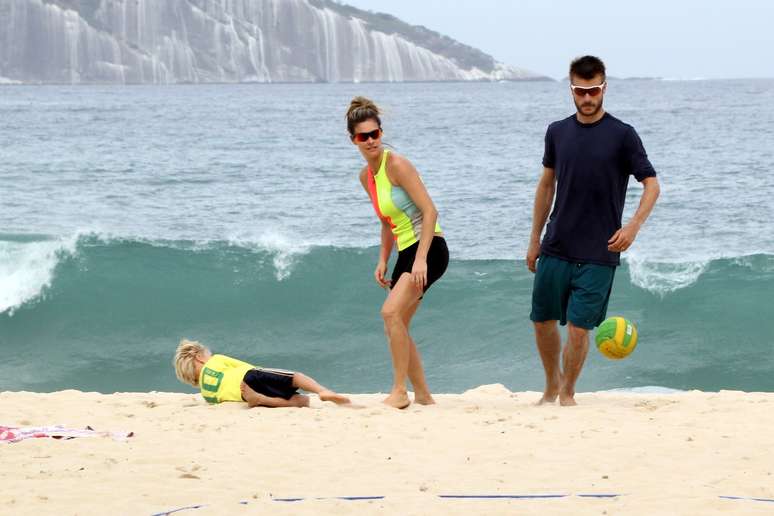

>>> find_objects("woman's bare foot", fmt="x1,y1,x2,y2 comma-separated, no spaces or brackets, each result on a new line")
319,390,351,405
240,381,262,408
383,390,411,409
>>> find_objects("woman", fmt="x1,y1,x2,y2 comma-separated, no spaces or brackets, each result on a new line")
347,97,449,409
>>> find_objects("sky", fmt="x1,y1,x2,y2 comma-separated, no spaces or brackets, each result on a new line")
342,0,774,80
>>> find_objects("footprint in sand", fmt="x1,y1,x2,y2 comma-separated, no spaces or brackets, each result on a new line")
176,464,203,479
635,400,677,411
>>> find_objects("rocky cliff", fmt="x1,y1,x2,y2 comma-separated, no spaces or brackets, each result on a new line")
0,0,548,84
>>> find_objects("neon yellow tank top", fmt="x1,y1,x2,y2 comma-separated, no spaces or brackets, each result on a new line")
366,149,442,251
199,354,256,404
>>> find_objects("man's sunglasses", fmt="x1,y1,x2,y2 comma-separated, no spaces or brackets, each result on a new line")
570,82,606,97
352,129,382,143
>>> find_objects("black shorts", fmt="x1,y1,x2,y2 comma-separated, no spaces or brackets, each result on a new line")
391,236,449,293
242,368,298,400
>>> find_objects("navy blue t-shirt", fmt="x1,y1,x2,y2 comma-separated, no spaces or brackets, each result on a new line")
541,112,656,266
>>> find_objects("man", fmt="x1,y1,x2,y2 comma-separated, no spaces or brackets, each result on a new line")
526,55,660,406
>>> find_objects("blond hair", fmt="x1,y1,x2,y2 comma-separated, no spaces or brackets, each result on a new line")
346,96,381,136
174,339,209,387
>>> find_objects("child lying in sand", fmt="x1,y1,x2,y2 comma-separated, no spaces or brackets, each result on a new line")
174,339,350,408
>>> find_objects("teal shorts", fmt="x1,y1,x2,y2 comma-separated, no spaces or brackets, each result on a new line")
530,254,616,330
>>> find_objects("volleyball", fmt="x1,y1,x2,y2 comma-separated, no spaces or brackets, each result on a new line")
595,317,638,359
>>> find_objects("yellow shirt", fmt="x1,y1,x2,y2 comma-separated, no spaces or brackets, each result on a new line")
199,354,256,404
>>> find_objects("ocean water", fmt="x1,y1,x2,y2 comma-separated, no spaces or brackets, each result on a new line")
1,80,773,394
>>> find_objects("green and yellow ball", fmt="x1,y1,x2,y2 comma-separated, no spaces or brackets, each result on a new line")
595,317,638,359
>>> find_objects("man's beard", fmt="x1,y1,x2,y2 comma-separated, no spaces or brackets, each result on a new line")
574,98,604,118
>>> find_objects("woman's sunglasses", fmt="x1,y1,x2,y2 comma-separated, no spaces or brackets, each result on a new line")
352,129,382,143
570,82,606,97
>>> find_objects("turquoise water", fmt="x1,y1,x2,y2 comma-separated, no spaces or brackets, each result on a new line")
1,237,772,394
1,80,773,393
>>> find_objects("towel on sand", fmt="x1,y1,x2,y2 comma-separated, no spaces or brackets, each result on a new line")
0,425,133,443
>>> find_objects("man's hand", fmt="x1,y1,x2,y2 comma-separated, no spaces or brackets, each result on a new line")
526,239,540,273
608,221,641,252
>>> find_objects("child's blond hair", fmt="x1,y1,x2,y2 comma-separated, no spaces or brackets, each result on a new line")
174,339,209,387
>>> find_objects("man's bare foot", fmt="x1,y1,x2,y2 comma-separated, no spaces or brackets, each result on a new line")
414,392,436,405
537,374,561,405
383,390,411,409
559,390,577,406
319,390,351,405
240,381,262,408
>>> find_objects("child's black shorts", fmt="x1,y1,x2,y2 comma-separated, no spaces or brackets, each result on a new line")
242,368,298,400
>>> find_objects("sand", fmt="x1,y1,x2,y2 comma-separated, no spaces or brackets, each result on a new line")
2,386,774,515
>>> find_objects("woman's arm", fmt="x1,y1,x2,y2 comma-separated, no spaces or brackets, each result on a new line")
376,220,394,287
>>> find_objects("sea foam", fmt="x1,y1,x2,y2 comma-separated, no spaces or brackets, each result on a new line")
0,236,77,314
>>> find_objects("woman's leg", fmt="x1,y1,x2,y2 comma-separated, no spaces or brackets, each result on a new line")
401,300,435,405
381,272,423,409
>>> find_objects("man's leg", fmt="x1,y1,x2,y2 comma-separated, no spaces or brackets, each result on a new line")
534,320,562,404
560,323,589,406
530,255,571,404
561,262,615,406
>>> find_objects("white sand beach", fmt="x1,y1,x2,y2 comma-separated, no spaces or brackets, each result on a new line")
2,386,774,515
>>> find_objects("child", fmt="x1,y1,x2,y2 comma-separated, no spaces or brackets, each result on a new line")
174,339,350,408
